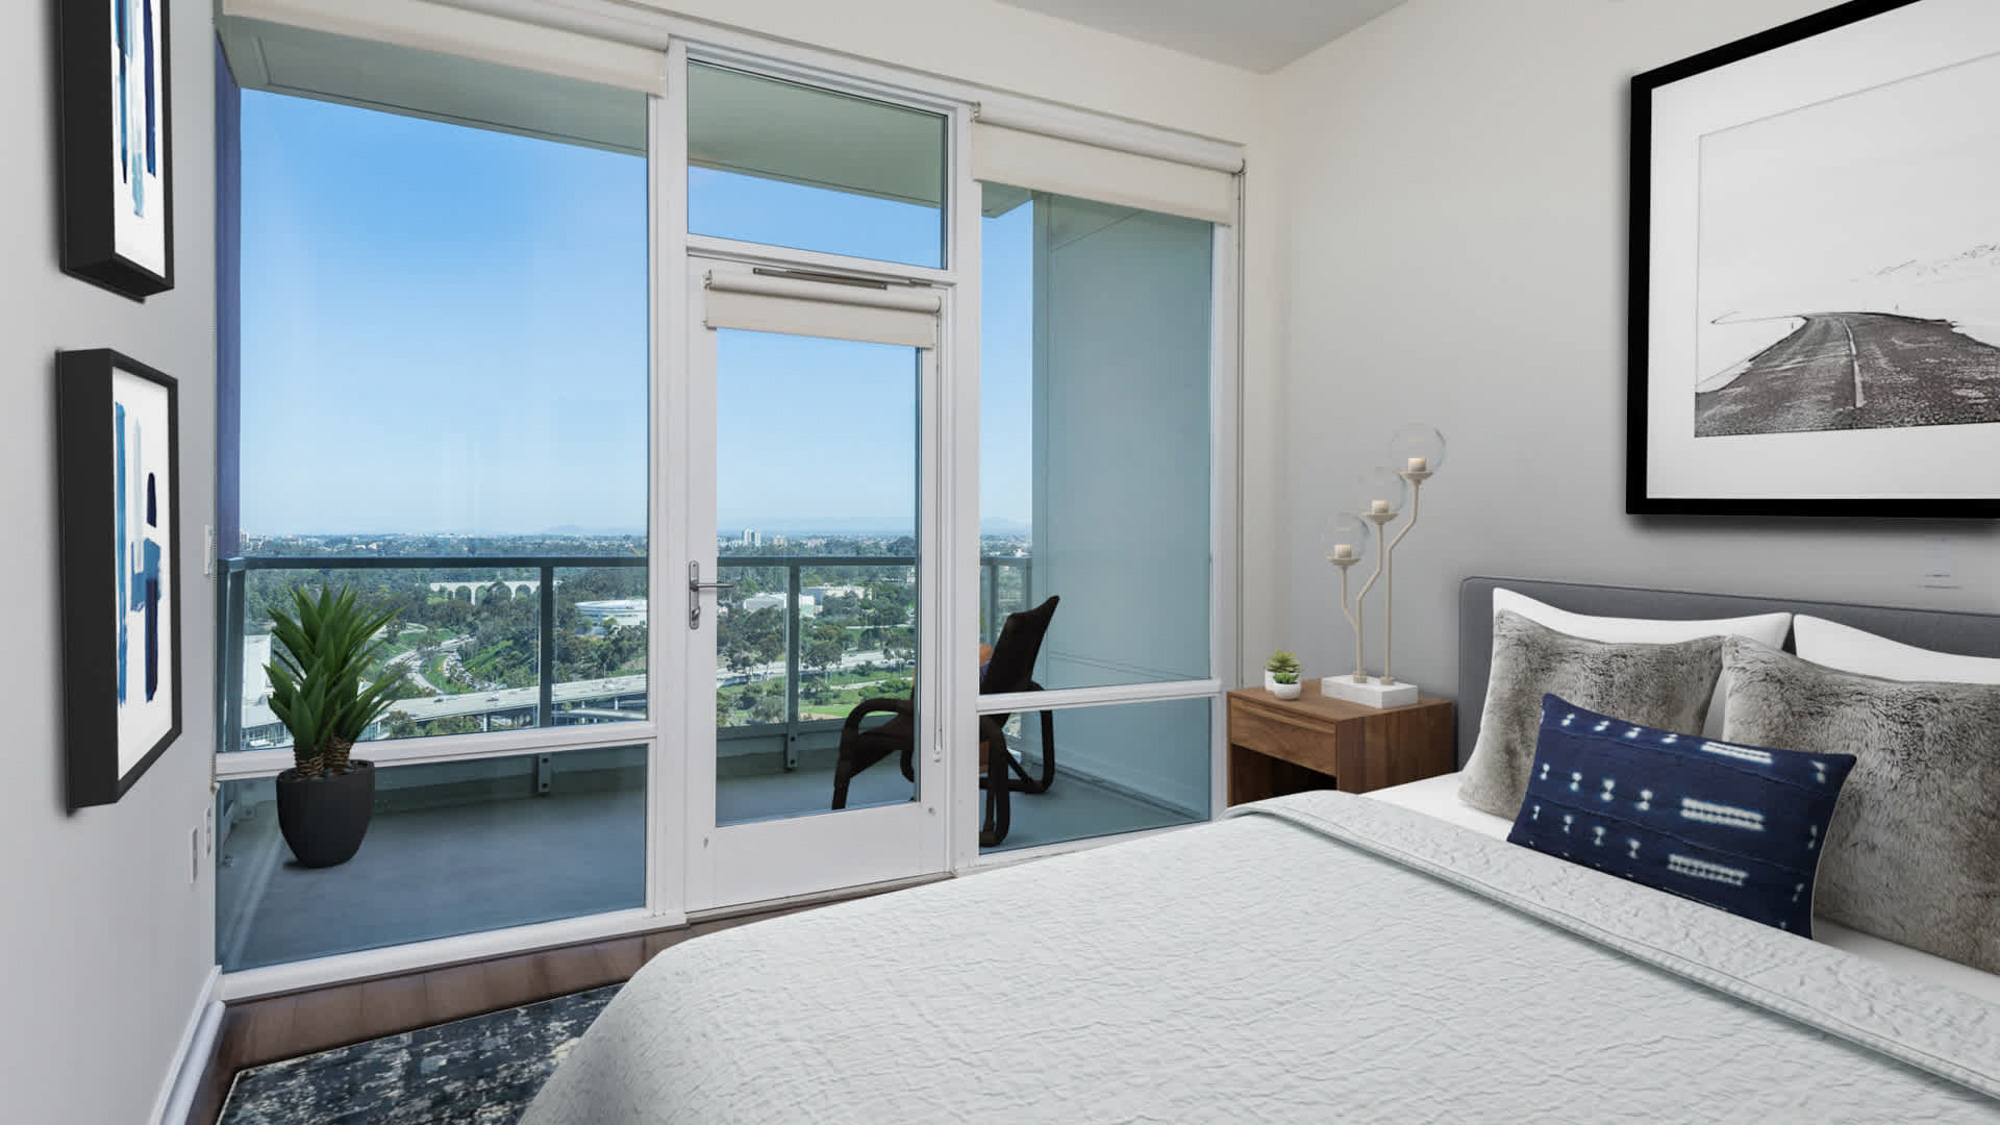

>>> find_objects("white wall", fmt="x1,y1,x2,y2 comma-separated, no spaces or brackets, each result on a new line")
0,5,219,1122
1270,0,2000,708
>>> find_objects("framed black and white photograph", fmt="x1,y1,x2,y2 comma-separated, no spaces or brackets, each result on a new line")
1628,0,2000,517
58,0,175,300
57,350,182,810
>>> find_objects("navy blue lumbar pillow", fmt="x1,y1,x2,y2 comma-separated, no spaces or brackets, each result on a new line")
1507,694,1855,937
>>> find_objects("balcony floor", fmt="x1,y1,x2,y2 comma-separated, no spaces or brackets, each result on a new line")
218,765,1198,973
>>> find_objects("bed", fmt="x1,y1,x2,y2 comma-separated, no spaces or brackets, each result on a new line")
524,578,2000,1123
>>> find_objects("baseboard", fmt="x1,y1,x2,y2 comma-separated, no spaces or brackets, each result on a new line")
153,965,224,1125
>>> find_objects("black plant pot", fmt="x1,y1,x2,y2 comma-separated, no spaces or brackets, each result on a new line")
275,761,376,868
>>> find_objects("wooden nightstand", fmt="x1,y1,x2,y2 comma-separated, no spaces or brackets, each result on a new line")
1226,683,1455,805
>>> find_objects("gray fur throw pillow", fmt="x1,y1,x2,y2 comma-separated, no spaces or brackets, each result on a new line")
1458,611,1723,818
1721,638,2000,975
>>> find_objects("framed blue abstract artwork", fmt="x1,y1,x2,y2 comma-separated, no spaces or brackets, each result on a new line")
58,350,182,809
58,0,175,300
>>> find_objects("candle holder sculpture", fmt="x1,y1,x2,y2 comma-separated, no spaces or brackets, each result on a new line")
1321,512,1374,687
1322,425,1447,709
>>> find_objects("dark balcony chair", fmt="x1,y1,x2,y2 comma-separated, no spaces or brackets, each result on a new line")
831,596,1059,847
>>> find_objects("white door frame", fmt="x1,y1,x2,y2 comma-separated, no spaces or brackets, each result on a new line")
678,258,952,912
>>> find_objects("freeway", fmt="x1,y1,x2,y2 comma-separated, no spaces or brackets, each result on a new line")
1695,312,2000,437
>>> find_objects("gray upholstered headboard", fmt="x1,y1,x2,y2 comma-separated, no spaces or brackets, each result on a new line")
1455,576,2000,767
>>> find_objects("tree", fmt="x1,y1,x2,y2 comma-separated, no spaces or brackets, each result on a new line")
881,626,916,666
802,622,848,696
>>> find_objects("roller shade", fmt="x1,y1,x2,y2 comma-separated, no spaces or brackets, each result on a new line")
971,117,1238,226
703,271,941,349
221,0,665,96
689,63,946,208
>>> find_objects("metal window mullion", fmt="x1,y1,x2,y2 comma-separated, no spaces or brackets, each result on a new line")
538,564,557,729
214,723,659,781
784,562,802,770
222,565,247,755
974,678,1223,716
982,558,996,644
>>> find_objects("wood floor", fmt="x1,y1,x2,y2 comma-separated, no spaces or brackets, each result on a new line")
188,892,898,1125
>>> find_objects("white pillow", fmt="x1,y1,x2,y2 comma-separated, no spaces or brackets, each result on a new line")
1490,588,1793,738
1792,615,2000,684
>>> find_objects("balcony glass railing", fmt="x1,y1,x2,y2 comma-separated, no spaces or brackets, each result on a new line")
218,555,649,754
218,554,1032,756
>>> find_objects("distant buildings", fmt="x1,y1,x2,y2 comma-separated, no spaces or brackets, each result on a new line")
739,528,762,547
805,584,867,602
743,592,817,618
577,598,648,630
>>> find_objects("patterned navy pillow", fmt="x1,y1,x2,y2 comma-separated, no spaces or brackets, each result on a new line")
1506,694,1855,936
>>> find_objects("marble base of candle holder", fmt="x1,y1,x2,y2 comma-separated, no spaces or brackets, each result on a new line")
1320,675,1420,709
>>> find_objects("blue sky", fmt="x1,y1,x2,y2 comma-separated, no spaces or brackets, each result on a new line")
239,91,1032,540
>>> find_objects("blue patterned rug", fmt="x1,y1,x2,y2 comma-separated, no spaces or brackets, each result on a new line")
219,985,619,1124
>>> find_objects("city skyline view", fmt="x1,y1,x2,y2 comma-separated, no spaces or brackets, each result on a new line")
238,90,1036,542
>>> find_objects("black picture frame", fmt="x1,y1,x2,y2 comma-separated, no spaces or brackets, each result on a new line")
1627,0,2000,518
57,349,183,810
57,0,176,301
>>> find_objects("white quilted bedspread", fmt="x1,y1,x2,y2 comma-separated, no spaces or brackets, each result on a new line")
523,792,2000,1123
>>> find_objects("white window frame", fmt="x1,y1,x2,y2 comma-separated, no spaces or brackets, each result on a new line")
213,18,1242,1000
952,191,1239,874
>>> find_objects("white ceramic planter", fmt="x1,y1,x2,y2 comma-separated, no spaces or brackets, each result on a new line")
1270,680,1303,700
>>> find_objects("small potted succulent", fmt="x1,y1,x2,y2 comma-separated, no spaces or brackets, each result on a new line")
1265,649,1303,700
266,586,407,868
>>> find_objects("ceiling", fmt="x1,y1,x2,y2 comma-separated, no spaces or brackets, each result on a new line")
993,0,1408,73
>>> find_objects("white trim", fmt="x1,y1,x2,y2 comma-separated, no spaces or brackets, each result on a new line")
217,908,671,1001
685,235,955,286
705,268,943,313
214,723,657,780
945,98,983,874
961,821,1195,872
976,679,1223,715
430,0,1246,163
683,260,949,908
1211,197,1244,819
689,41,963,115
151,965,222,1125
648,35,692,932
971,123,1239,225
221,0,667,94
683,870,951,924
703,290,938,348
973,97,1243,174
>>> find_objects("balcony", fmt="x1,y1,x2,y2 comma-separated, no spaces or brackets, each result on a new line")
213,551,1203,972
217,552,1033,758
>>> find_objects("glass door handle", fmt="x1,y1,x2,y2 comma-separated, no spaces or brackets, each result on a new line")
687,561,736,630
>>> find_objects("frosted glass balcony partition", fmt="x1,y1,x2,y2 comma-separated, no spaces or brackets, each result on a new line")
981,186,1214,691
977,698,1211,854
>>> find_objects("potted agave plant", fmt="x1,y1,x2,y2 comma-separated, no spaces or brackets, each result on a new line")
265,586,407,868
1265,649,1304,700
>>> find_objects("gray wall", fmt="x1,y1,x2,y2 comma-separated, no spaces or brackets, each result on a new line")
1,5,218,1121
1272,0,2000,707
